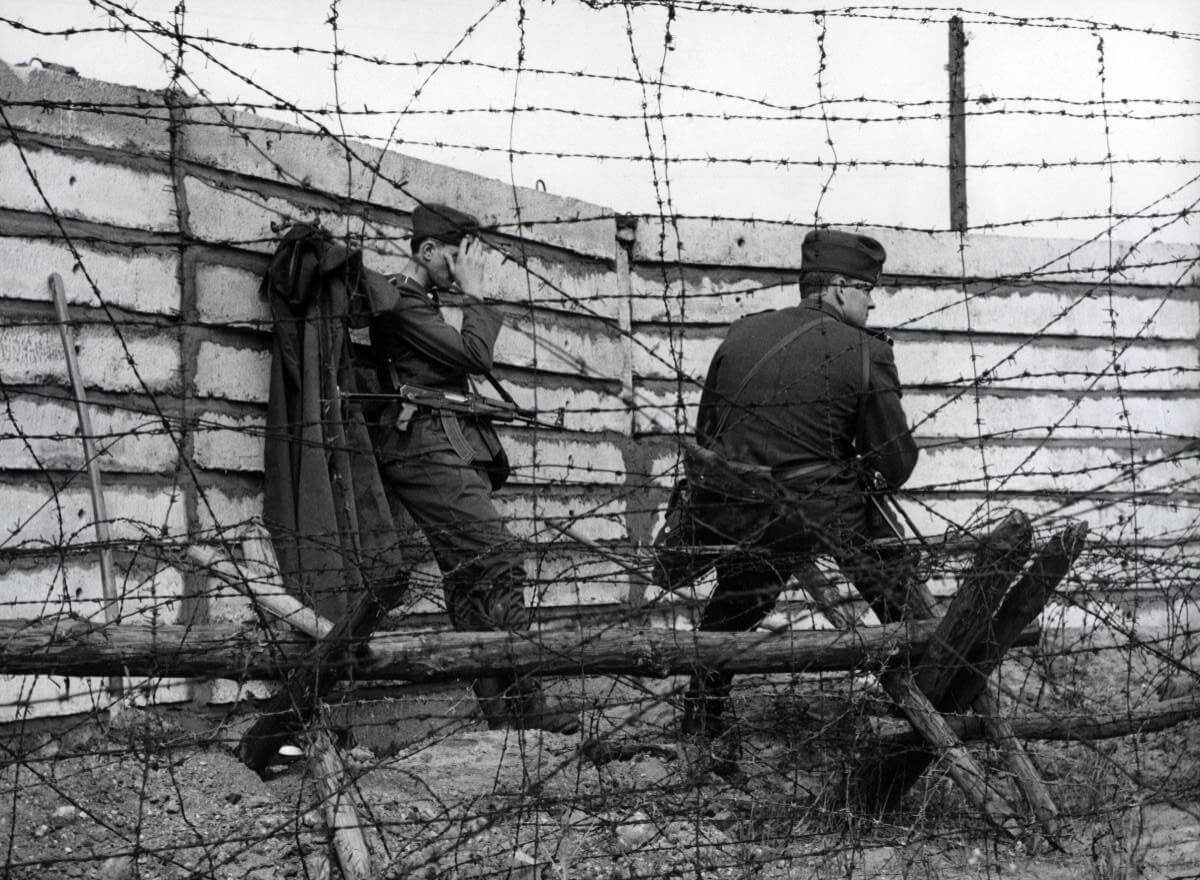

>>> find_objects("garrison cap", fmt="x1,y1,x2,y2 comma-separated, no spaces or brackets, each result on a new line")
800,229,887,284
411,203,479,247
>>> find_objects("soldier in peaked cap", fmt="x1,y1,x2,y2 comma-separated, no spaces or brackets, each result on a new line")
676,227,919,771
368,201,579,735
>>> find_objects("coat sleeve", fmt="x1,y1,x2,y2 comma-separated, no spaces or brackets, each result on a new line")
695,342,727,448
387,287,503,374
856,337,919,488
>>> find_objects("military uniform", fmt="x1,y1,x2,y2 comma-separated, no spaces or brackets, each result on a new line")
369,204,576,733
371,272,526,633
681,229,919,748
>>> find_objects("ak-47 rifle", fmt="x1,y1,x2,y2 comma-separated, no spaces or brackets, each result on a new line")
346,383,566,431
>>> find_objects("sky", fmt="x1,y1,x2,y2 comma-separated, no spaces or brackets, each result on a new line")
1,0,1197,245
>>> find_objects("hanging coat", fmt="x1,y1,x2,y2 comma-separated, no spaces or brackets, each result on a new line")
260,224,409,621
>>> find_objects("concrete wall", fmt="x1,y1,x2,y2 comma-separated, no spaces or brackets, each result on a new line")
629,219,1200,630
1,61,1197,720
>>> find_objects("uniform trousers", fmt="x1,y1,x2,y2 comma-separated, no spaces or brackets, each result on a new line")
683,484,919,731
380,449,528,634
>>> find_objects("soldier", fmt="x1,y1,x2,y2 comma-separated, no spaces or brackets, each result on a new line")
680,228,919,765
371,202,578,734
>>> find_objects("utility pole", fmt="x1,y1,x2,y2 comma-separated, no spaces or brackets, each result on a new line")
949,16,968,232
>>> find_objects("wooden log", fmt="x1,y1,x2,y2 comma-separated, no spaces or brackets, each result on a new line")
882,669,1020,836
238,568,410,773
858,521,1084,827
307,724,372,880
856,557,1025,826
794,560,855,630
238,528,334,639
971,690,1063,842
912,510,1033,699
0,617,1040,680
187,543,333,639
872,694,1200,745
946,521,1089,710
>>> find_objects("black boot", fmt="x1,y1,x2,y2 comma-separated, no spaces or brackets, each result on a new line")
473,677,512,729
509,680,581,735
681,672,741,778
681,671,732,737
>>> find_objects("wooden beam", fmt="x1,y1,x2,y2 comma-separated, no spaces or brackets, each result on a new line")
0,617,1040,681
882,670,1020,836
871,695,1200,744
947,521,1089,709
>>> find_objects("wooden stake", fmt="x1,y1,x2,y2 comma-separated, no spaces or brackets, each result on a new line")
49,272,124,701
884,670,1020,836
308,720,372,880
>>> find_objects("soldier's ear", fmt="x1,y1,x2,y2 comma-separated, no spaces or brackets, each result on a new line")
416,239,436,267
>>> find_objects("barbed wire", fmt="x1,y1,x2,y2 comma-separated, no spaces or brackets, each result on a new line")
0,2,1198,878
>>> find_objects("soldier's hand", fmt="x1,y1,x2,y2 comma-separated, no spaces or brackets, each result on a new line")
448,235,489,296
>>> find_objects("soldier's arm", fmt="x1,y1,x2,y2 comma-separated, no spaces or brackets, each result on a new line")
695,346,726,447
857,338,919,488
386,282,503,374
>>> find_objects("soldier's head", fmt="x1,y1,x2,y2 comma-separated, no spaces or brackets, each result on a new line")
410,203,480,289
799,229,886,328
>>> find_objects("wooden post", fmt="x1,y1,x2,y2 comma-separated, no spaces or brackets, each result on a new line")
308,719,372,880
948,16,968,232
873,694,1200,745
947,522,1089,709
855,526,1028,823
49,272,124,702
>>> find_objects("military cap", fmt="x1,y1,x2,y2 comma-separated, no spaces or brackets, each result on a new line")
800,229,887,284
411,203,479,247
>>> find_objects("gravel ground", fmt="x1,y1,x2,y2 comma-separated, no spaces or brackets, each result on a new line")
3,627,1200,879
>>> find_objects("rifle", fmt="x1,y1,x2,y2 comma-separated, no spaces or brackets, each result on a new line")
346,383,566,430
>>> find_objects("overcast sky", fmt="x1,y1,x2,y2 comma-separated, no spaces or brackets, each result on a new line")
1,1,1197,245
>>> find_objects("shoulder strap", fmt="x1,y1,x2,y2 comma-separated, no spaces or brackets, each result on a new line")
708,315,826,442
481,370,517,405
860,331,871,397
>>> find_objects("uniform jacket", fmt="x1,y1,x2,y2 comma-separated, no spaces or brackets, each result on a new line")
695,298,918,524
368,273,507,470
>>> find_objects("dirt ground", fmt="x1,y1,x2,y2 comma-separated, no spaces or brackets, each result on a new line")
3,628,1200,880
